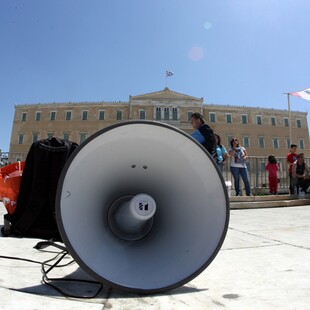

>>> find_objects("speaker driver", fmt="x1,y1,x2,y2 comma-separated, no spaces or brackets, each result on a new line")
56,121,229,294
108,193,156,241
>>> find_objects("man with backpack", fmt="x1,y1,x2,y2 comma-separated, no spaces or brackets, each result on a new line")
190,112,216,158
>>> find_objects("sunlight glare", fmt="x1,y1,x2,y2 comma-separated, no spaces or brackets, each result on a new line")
189,46,204,62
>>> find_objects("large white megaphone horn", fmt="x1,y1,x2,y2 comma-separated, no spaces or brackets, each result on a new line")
56,121,229,294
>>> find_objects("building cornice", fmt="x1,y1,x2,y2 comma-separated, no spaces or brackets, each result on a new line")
13,88,307,116
130,87,203,102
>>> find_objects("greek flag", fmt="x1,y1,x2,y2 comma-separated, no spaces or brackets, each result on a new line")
166,70,174,77
289,88,310,101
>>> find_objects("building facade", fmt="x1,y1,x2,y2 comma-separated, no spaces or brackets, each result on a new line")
9,88,310,161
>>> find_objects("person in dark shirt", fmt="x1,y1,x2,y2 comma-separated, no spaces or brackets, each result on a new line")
292,153,310,194
190,112,216,157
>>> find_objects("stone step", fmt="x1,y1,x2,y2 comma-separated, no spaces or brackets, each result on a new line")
229,194,310,209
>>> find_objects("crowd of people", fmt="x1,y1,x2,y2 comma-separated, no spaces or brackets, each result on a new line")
190,112,310,196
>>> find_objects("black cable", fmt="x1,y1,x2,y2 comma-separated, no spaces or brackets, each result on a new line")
0,255,44,265
0,239,104,299
41,250,103,298
0,241,74,267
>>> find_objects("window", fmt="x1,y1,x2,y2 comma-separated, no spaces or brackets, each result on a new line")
172,108,178,120
47,132,54,139
187,111,193,121
63,132,70,140
272,138,279,149
32,133,39,143
116,110,123,120
156,107,161,120
209,112,216,123
243,136,250,148
241,114,248,124
50,111,56,121
258,137,265,148
80,133,87,144
256,115,262,125
139,110,146,120
271,116,276,126
18,134,24,144
21,112,27,121
296,119,302,128
35,111,41,121
164,108,169,120
15,156,22,162
299,139,305,150
99,110,105,120
66,111,72,121
226,113,232,124
285,138,290,149
82,110,88,120
284,117,289,127
227,135,234,146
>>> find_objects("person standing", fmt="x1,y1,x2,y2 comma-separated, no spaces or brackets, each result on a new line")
286,144,298,195
266,155,279,194
292,153,310,194
190,112,216,157
229,138,251,196
214,133,229,172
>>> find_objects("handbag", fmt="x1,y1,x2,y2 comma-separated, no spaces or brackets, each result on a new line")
0,161,25,214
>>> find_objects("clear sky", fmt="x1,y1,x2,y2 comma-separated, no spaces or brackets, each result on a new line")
1,0,309,152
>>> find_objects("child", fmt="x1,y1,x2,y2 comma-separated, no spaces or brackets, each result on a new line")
266,155,279,194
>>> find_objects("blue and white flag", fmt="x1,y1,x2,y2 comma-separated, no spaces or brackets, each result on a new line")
166,70,174,77
290,87,310,101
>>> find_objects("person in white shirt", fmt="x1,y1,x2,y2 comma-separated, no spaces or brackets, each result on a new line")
228,138,251,196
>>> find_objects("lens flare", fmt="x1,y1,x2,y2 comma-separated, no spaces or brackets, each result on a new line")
189,46,204,62
204,22,212,30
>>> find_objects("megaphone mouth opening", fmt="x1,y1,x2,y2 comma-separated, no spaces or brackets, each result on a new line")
56,121,230,293
107,195,155,241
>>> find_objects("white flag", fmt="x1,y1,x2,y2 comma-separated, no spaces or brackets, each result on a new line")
166,70,174,77
289,87,310,101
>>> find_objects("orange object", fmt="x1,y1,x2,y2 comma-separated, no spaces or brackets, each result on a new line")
0,161,25,214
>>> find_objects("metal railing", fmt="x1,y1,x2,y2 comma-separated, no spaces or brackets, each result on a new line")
1,152,300,195
222,156,303,195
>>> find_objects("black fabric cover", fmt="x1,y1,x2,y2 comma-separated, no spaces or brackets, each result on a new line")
6,137,78,239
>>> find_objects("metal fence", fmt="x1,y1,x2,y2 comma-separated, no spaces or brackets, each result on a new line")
222,156,306,195
1,152,304,195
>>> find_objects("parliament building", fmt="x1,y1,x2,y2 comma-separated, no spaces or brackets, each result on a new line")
8,88,310,162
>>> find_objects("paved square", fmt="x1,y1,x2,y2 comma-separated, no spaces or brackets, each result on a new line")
0,203,309,309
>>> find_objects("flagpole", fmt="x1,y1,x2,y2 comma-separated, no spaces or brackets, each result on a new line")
283,92,292,146
287,93,292,145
